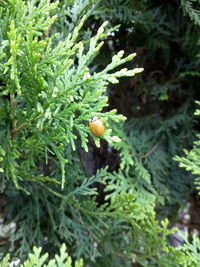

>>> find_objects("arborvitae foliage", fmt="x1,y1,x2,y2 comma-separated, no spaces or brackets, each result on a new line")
0,0,143,191
92,0,200,207
1,0,200,267
181,0,200,26
3,193,200,266
175,101,200,194
94,0,200,102
0,0,145,258
108,102,196,215
2,244,84,267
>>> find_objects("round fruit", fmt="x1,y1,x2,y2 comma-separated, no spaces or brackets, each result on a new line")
89,116,105,137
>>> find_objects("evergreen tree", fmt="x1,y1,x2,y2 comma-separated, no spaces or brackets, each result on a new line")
0,0,200,266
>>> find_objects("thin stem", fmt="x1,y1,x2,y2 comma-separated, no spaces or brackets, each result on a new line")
140,140,163,159
10,93,17,138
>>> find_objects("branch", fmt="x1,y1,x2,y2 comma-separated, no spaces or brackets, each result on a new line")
140,140,163,159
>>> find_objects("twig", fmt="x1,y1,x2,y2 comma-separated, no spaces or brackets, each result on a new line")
140,140,163,159
10,93,17,139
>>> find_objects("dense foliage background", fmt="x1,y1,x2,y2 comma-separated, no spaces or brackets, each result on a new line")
1,0,200,266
